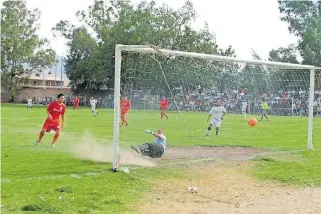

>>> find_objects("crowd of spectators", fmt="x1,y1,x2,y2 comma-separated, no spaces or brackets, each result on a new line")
168,88,321,116
19,88,321,117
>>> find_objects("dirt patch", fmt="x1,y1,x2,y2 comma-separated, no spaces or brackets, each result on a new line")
160,146,267,161
137,162,321,214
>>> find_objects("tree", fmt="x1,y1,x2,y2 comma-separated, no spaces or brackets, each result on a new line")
1,0,56,101
269,44,299,64
278,0,321,66
268,44,310,91
53,0,236,93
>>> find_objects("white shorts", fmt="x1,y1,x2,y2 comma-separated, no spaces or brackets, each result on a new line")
27,103,32,107
210,118,222,128
242,106,247,113
91,105,96,110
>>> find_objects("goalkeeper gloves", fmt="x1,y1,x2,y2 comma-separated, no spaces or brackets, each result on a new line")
144,130,153,134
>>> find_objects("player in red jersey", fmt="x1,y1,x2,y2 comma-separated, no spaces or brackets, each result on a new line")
160,96,169,119
73,96,80,110
35,94,66,147
120,95,131,126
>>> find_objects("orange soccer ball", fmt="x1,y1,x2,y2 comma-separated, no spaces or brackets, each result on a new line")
248,117,258,127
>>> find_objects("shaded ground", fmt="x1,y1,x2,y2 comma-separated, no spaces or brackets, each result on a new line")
136,162,321,214
159,146,267,161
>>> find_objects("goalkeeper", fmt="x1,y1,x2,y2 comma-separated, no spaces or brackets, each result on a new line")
260,99,270,121
130,129,166,158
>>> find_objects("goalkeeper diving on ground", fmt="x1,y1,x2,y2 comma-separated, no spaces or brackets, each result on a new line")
130,128,167,158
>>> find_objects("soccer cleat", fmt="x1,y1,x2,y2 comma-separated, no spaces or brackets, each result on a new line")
35,140,40,146
216,131,219,136
130,145,140,154
51,143,55,148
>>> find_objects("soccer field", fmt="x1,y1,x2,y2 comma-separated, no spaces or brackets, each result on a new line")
2,104,321,213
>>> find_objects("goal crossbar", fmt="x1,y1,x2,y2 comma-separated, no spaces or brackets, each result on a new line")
117,44,317,69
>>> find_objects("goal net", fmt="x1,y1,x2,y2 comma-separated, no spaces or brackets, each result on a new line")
112,44,321,172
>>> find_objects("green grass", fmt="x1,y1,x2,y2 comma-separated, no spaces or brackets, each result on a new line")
2,104,321,213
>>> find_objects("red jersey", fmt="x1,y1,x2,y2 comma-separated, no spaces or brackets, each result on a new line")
46,101,66,123
73,98,79,104
120,100,131,109
160,98,168,107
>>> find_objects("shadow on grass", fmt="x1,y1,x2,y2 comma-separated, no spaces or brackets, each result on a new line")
21,202,62,214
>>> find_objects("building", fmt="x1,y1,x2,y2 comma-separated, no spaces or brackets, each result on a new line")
19,55,70,89
3,56,73,103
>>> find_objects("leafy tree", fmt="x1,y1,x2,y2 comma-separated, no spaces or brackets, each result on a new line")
1,0,56,101
269,44,299,64
53,0,236,93
278,0,321,66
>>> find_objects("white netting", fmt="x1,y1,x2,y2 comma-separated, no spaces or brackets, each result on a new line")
117,48,320,150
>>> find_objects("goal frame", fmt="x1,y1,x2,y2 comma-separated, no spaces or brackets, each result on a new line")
112,44,317,172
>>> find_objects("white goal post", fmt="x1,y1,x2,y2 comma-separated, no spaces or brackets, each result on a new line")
112,44,318,172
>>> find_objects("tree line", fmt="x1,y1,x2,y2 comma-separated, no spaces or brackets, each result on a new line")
1,0,321,100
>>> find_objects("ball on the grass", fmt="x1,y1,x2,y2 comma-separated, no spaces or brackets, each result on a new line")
248,117,257,127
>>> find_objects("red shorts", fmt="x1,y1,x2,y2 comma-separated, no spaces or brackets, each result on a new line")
42,121,61,132
73,103,79,107
121,109,129,115
161,106,167,111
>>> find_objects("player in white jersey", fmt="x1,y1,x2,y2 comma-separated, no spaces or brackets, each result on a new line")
206,100,226,136
241,101,247,119
26,97,33,109
90,97,98,117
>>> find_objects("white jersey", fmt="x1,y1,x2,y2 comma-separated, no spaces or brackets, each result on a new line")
27,99,32,105
209,106,226,120
90,99,97,108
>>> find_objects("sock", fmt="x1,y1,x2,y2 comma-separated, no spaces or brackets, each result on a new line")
216,127,219,135
52,132,59,144
206,127,211,136
161,112,163,119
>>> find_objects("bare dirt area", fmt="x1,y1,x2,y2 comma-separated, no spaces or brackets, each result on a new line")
136,147,321,214
160,146,267,161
